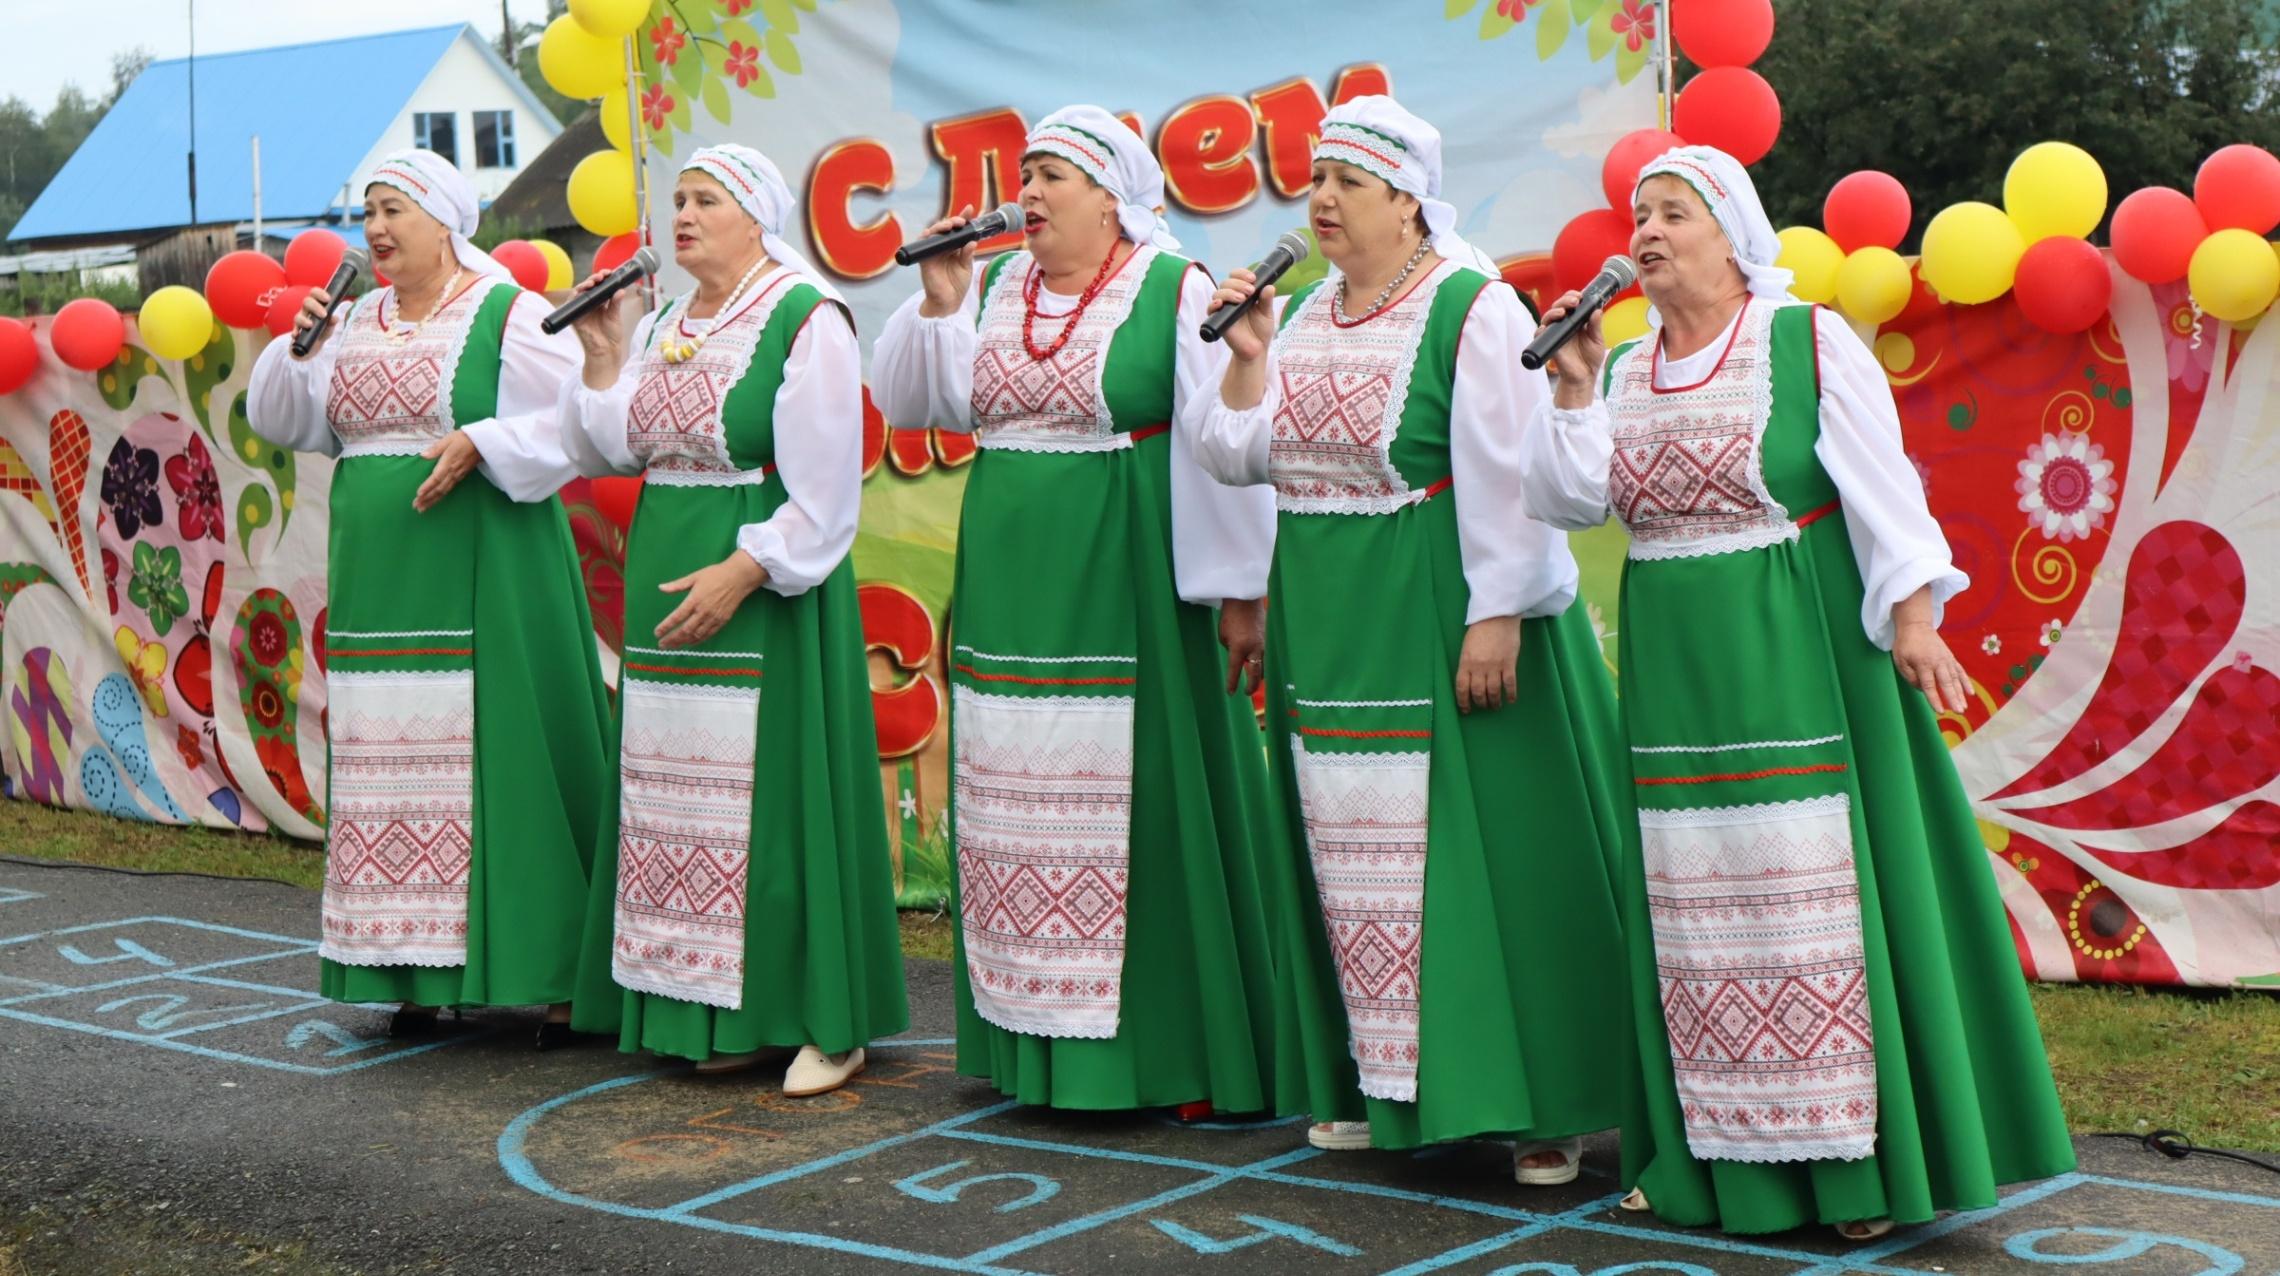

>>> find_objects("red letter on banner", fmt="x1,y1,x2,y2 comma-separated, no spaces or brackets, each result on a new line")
860,583,944,759
1249,78,1329,201
1331,64,1392,103
808,139,900,281
1158,95,1260,214
932,108,1028,254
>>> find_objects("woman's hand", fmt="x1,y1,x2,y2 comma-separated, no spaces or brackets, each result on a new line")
568,270,631,388
1219,597,1265,695
1211,268,1277,365
1893,621,1969,714
413,433,482,512
290,287,335,358
654,551,768,649
1455,615,1522,713
917,206,980,318
1540,288,1608,410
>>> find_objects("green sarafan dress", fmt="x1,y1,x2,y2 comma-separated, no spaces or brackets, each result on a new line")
870,242,1280,1111
549,270,905,1061
1522,297,2074,1232
1193,259,1633,1150
245,276,614,1009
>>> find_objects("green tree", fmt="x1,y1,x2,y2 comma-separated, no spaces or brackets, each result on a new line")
1744,0,2280,247
512,0,580,127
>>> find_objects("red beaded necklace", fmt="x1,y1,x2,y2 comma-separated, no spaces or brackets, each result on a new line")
1021,245,1121,361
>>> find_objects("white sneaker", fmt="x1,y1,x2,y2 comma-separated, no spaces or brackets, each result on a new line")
1307,1120,1373,1151
783,1044,865,1097
1513,1136,1582,1186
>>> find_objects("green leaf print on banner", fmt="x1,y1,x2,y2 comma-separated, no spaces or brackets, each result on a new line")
1616,33,1650,81
231,587,323,824
1570,0,1606,21
1538,4,1573,58
1445,0,1481,17
759,0,800,34
1587,5,1618,60
177,322,236,441
1479,1,1518,39
235,484,275,559
702,73,731,124
127,543,189,636
720,18,762,51
764,29,800,74
670,36,704,96
97,345,153,411
676,1,716,36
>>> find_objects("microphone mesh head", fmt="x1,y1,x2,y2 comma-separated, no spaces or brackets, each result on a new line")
339,248,369,277
1275,230,1312,264
630,245,662,275
1604,254,1639,288
992,201,1024,232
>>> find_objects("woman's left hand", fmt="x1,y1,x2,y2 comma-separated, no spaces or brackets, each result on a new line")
1455,615,1522,713
413,433,482,512
1892,621,1969,714
655,552,768,649
1219,597,1265,695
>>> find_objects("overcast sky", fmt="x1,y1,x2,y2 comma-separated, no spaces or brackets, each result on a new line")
4,0,559,111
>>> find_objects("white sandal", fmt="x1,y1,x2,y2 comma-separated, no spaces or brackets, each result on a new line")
1307,1120,1373,1151
1513,1137,1582,1186
1619,1187,1651,1212
1836,1217,1896,1241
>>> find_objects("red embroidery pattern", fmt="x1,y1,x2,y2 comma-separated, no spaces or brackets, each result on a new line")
953,686,1136,1039
319,677,476,967
1641,795,1878,1163
969,248,1153,453
626,275,795,477
1268,266,1450,515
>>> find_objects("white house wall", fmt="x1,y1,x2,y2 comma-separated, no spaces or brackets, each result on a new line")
345,31,565,213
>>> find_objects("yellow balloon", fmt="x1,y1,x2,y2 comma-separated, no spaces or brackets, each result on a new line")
2187,228,2280,323
1836,246,1913,325
599,88,632,154
139,285,215,361
538,15,622,101
2003,142,2107,244
1602,294,1651,347
1775,226,1844,304
1920,202,2024,305
567,149,640,238
569,0,647,40
531,239,575,292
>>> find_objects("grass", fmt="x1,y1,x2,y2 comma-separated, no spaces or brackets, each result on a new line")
5,799,2276,1151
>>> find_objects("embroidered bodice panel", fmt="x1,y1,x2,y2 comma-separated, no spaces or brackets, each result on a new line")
325,280,492,456
625,275,800,479
969,246,1157,453
1605,300,1797,560
1267,265,1454,515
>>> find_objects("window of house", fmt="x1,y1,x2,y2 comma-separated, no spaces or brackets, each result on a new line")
413,112,457,165
474,110,516,169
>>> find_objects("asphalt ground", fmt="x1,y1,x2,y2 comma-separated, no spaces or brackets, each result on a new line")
3,859,2277,1276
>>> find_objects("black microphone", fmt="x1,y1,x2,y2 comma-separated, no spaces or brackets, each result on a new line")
895,202,1023,266
1199,231,1312,344
290,249,368,358
1521,254,1638,371
540,246,661,335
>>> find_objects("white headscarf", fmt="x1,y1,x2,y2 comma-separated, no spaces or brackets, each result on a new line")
682,143,846,303
366,149,513,283
1024,105,1181,251
1633,145,1796,307
1312,96,1500,276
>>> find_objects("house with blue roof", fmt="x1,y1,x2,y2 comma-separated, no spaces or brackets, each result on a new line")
7,23,562,289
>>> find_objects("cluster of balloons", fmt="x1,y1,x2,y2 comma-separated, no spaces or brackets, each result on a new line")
1548,0,1779,346
538,0,647,238
1780,140,2280,335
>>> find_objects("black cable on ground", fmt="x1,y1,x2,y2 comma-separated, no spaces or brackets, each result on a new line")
2093,1128,2280,1179
0,853,308,890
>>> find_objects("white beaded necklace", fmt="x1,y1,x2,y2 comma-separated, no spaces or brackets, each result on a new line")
386,268,465,343
1333,238,1432,325
662,256,774,364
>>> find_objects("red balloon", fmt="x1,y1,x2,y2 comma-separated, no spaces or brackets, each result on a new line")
1823,171,1912,253
2193,144,2280,235
1674,0,1773,68
491,240,549,292
593,232,642,276
2013,237,2113,334
1602,128,1689,211
1673,67,1782,167
205,250,289,329
283,229,347,288
2111,187,2207,284
1553,209,1634,294
264,285,314,337
50,298,127,372
0,318,38,394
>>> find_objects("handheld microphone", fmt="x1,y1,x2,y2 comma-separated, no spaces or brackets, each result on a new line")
290,249,368,358
1520,255,1638,371
895,203,1023,266
540,246,661,335
1199,231,1312,343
